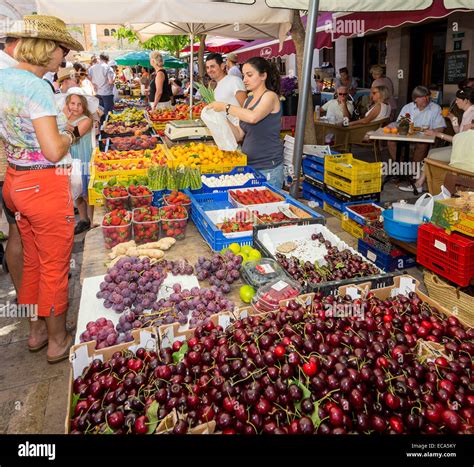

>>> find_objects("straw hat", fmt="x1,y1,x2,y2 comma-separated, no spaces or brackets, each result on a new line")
226,53,238,63
56,87,99,114
57,67,77,84
6,15,84,51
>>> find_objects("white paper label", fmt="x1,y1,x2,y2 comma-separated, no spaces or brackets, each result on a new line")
160,326,175,349
218,314,232,330
271,280,289,292
346,286,361,300
434,240,447,252
256,264,275,275
367,250,377,262
399,277,417,296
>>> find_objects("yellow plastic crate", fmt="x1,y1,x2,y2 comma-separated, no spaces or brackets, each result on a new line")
324,154,382,196
88,176,104,207
91,164,149,181
325,173,381,196
166,143,247,174
341,216,365,239
323,202,343,220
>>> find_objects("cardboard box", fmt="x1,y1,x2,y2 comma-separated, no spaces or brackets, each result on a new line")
431,197,474,237
66,327,158,434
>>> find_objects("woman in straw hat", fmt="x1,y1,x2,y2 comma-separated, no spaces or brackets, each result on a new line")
0,15,83,363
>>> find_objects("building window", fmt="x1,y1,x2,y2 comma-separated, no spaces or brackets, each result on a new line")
111,29,116,35
104,28,110,36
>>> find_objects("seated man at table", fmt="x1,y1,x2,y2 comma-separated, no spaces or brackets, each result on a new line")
388,85,446,163
320,86,354,123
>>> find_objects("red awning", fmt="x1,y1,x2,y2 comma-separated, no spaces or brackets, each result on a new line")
235,0,471,62
236,33,332,62
181,37,251,54
328,0,471,40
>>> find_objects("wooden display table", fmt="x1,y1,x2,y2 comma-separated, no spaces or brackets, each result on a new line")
81,207,245,307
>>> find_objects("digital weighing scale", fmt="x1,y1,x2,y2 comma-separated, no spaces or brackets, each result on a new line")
164,119,213,142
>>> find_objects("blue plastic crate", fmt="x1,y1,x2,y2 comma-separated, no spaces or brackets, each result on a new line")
152,189,169,207
191,166,266,194
302,181,325,203
302,189,324,207
190,199,254,251
302,160,324,183
344,203,383,226
358,238,416,272
303,153,325,170
325,190,375,213
189,183,324,251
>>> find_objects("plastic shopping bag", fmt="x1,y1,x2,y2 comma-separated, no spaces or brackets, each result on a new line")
200,107,238,151
70,158,83,201
416,186,451,220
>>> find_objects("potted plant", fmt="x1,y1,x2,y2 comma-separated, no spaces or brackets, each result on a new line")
398,113,412,135
280,76,298,116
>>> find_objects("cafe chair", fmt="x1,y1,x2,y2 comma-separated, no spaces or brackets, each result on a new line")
425,158,474,195
334,118,390,160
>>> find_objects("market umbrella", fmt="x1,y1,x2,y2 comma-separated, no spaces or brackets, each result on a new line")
37,0,293,116
180,37,251,54
115,50,151,68
115,51,187,69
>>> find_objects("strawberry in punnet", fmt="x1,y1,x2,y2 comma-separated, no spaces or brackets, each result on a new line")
230,188,283,206
164,191,191,213
102,209,131,249
257,212,290,224
160,205,188,240
133,206,160,244
103,185,129,212
128,185,153,208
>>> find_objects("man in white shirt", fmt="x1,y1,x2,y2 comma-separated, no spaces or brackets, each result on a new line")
226,53,242,79
0,36,23,296
206,53,247,124
321,86,354,122
388,85,446,162
88,53,115,120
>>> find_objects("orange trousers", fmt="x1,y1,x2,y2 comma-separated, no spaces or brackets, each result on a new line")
3,166,74,317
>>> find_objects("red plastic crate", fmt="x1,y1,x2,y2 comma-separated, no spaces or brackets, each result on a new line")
417,222,474,287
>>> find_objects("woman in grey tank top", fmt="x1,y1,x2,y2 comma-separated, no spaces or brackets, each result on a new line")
208,57,284,188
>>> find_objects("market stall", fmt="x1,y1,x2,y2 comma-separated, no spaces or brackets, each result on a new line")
61,91,474,436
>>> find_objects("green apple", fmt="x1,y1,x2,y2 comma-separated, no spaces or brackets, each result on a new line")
239,285,256,303
247,249,262,261
240,245,253,255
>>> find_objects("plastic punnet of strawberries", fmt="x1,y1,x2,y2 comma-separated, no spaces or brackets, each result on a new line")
163,191,191,214
103,186,129,212
128,185,153,209
102,209,132,249
159,205,188,240
132,206,160,244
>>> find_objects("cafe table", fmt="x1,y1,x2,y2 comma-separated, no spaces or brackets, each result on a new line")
369,128,436,195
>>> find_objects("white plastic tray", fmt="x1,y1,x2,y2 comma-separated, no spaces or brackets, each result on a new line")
257,223,383,273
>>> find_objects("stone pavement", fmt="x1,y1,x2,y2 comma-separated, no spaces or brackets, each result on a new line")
0,146,426,434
